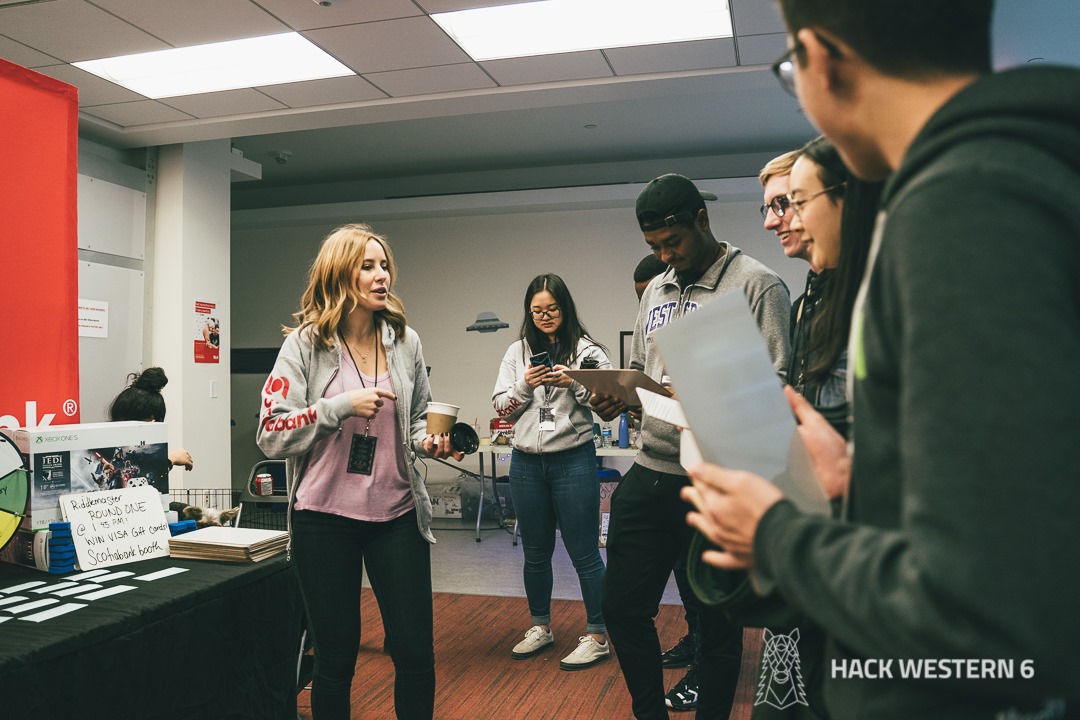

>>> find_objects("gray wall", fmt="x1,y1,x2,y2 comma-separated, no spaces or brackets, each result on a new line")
230,181,809,486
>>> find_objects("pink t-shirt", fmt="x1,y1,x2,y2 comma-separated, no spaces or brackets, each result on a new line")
295,350,413,522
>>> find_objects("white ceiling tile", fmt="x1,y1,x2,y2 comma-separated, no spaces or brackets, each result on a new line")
0,34,62,67
364,63,495,97
730,0,787,36
0,0,170,62
305,16,471,74
82,100,195,127
89,0,289,47
415,0,536,11
482,51,613,86
606,39,736,76
251,0,422,31
736,33,787,67
32,63,146,106
161,89,287,118
257,75,388,107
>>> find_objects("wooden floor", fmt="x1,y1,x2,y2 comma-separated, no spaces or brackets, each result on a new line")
297,588,763,720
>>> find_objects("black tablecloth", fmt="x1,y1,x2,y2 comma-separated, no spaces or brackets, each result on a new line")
0,555,303,720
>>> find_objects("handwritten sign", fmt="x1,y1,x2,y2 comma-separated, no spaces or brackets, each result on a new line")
59,486,171,570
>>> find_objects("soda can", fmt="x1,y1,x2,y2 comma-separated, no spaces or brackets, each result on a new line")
254,473,274,496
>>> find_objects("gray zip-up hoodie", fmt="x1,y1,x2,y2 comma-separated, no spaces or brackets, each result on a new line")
256,322,436,544
634,243,791,475
492,338,611,454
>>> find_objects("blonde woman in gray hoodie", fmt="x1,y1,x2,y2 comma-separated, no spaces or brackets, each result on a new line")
492,273,613,672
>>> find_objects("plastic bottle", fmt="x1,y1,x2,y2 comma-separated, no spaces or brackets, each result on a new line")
618,413,629,449
601,424,613,448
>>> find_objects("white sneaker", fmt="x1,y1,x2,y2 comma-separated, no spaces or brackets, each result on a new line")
559,635,611,670
511,625,554,659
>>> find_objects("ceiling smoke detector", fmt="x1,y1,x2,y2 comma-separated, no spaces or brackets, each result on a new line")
313,0,334,6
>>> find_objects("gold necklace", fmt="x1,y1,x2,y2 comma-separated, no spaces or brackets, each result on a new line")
351,334,376,365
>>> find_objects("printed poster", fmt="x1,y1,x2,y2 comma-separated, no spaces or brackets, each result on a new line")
194,299,220,364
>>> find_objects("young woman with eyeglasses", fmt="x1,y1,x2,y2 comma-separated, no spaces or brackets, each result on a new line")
785,136,883,441
491,273,613,672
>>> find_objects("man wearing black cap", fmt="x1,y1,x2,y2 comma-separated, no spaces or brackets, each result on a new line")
593,173,791,719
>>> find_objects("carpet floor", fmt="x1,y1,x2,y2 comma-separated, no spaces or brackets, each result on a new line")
296,588,763,720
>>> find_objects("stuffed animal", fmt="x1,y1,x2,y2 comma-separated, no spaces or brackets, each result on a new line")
169,501,240,528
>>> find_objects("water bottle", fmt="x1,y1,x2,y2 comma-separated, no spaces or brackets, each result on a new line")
618,413,629,449
601,424,613,448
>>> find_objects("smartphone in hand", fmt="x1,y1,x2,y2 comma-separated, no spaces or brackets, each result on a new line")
530,351,554,369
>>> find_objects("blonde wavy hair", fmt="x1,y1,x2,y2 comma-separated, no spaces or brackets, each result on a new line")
285,223,408,350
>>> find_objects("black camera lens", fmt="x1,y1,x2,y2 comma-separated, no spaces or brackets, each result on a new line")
449,422,480,455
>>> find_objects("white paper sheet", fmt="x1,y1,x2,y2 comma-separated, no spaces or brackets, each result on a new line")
635,388,703,469
653,293,829,515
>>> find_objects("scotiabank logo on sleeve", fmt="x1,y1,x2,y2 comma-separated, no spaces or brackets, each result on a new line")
263,375,290,409
262,407,317,433
261,374,317,432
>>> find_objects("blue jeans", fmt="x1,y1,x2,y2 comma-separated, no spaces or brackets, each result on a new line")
510,442,607,634
290,509,435,720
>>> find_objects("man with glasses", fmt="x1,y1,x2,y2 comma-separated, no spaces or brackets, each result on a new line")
758,150,829,415
593,173,791,720
683,1,1080,718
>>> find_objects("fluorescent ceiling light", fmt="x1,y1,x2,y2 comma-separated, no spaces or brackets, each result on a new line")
433,0,732,62
74,33,353,99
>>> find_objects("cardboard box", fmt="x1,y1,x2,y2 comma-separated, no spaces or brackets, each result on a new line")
489,418,515,447
2,421,170,530
428,483,463,519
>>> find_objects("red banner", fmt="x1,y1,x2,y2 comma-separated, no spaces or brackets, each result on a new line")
0,59,80,430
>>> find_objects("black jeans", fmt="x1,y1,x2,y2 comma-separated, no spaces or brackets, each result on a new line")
291,509,435,720
602,463,742,720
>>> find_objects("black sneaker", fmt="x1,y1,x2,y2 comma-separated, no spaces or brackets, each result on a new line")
660,633,696,669
665,664,699,711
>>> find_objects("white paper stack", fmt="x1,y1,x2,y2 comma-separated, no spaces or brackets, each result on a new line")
168,526,288,563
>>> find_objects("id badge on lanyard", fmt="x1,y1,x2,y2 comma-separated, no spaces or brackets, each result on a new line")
348,424,377,474
539,401,556,432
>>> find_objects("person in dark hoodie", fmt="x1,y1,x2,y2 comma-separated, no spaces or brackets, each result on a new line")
681,1,1080,718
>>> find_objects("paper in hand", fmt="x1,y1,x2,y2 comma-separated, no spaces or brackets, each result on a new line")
652,293,829,515
635,388,702,469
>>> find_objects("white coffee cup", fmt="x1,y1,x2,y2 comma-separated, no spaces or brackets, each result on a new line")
426,402,459,435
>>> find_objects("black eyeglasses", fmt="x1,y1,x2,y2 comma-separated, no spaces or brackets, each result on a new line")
531,307,561,320
771,46,797,97
788,183,846,217
759,195,791,219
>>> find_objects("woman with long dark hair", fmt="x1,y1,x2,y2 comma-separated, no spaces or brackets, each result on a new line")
787,136,883,439
492,273,612,671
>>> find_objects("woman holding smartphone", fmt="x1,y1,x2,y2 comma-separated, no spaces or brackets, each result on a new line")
492,273,612,671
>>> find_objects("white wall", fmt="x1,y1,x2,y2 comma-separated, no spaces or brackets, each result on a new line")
231,180,810,485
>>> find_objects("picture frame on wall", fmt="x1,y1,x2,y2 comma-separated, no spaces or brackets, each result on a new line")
619,331,633,369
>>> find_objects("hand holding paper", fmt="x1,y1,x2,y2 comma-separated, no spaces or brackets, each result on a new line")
681,463,785,570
